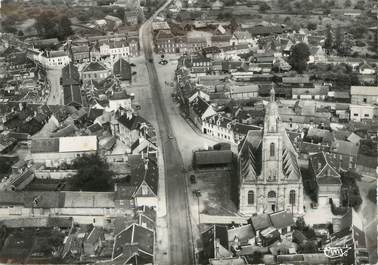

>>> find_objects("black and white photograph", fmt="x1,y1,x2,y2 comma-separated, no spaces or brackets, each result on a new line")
0,0,376,264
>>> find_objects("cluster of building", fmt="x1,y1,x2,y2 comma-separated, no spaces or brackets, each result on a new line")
202,208,368,265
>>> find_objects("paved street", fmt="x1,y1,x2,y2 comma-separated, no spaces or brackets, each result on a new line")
140,5,194,265
46,69,63,105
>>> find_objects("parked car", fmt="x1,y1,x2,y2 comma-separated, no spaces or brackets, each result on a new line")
190,174,196,184
159,59,168,65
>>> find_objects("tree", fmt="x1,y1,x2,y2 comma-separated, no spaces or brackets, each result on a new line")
307,22,317,31
230,17,238,33
324,27,333,53
355,0,365,9
259,2,271,12
69,154,114,191
299,240,318,253
288,42,311,74
334,27,343,51
344,0,351,8
35,11,58,39
57,16,73,40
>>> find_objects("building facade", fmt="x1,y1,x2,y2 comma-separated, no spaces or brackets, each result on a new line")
238,89,304,216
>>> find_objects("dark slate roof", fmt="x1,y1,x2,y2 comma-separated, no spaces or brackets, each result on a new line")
113,58,131,81
82,62,107,72
63,84,83,106
309,152,339,176
31,138,59,153
88,108,104,121
51,124,77,138
194,150,233,166
0,191,65,208
128,155,158,195
87,123,103,133
190,96,210,117
113,224,154,260
251,214,272,231
118,114,150,131
61,63,81,86
109,90,132,100
246,25,284,36
269,211,294,229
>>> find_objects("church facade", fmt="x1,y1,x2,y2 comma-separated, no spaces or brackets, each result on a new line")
238,90,304,216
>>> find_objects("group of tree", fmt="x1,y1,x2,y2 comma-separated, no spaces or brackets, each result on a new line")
288,42,311,74
35,11,73,40
69,154,114,192
324,26,354,56
340,171,363,210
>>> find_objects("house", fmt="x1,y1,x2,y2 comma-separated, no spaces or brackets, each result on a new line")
31,136,97,167
350,104,376,122
193,149,233,170
61,63,83,107
328,209,369,265
81,62,111,82
291,86,329,100
186,34,208,53
202,114,261,144
154,30,183,54
358,62,375,75
350,86,378,105
108,90,132,112
71,45,91,63
211,34,233,48
124,10,139,25
104,15,123,29
113,58,131,82
114,154,158,208
228,84,259,99
83,226,104,256
202,225,230,260
111,111,152,151
188,96,217,129
330,140,358,170
230,31,253,45
43,50,71,68
183,56,212,77
112,224,154,264
99,39,130,60
309,152,341,206
227,224,255,251
308,46,326,64
269,211,294,234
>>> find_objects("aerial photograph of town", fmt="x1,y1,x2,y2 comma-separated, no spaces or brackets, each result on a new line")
0,0,376,264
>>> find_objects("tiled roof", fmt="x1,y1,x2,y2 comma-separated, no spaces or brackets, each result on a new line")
269,211,294,229
61,63,81,86
63,84,82,106
31,138,59,153
251,214,272,231
194,150,233,166
190,96,210,117
82,62,107,72
113,58,131,81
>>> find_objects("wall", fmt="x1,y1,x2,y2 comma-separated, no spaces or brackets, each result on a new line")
34,169,77,180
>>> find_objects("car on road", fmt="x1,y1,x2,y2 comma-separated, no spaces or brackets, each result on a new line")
130,63,136,67
159,59,168,65
168,134,174,140
149,58,154,63
190,174,196,184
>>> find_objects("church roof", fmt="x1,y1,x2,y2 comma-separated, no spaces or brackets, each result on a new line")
239,130,263,181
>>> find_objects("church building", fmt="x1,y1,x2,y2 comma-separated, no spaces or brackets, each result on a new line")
238,88,304,215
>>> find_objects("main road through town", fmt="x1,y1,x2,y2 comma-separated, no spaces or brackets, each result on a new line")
140,2,194,265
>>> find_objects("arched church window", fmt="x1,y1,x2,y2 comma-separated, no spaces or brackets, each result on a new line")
270,143,275,157
248,191,254,205
289,190,296,205
268,191,276,198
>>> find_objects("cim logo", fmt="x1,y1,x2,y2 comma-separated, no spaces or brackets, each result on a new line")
323,246,352,258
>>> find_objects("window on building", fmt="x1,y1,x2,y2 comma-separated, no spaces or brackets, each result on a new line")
268,191,276,198
270,143,275,157
289,190,296,205
353,113,358,117
363,98,367,103
248,190,254,205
